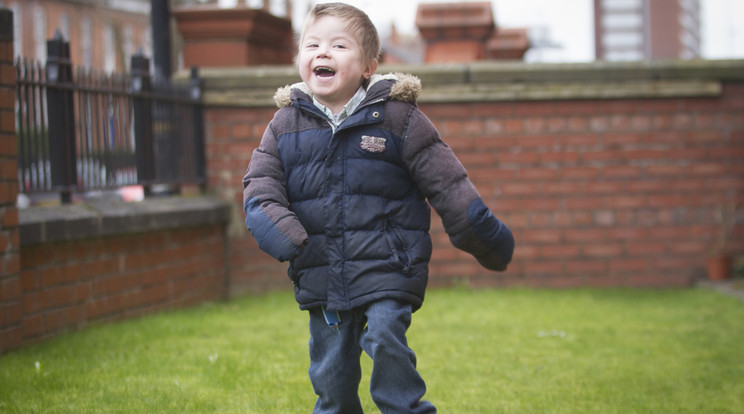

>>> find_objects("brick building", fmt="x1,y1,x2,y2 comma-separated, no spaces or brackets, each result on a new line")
0,0,151,73
594,0,701,61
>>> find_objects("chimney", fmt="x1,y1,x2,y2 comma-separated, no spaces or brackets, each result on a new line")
415,2,494,63
173,5,294,68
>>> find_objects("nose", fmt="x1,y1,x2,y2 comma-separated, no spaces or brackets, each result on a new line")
316,44,330,58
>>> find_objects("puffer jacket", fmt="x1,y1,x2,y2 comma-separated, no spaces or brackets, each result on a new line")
242,73,514,312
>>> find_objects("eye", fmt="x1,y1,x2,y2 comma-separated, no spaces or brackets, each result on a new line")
333,44,347,49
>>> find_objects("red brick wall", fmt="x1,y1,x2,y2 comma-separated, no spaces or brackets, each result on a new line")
17,226,227,347
207,62,744,293
421,85,744,287
205,108,289,294
0,8,22,351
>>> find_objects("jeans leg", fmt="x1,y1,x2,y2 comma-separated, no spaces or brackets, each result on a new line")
308,307,364,414
360,300,437,414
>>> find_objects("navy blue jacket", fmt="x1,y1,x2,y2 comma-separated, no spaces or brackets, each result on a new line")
242,73,514,312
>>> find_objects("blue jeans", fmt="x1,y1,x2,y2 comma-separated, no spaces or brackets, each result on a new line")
308,299,437,414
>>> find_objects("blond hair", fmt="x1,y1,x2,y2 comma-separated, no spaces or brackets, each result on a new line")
298,2,381,64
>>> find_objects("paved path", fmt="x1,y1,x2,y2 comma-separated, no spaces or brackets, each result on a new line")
698,280,744,302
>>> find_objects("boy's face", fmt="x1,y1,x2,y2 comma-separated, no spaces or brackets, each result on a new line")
298,15,377,113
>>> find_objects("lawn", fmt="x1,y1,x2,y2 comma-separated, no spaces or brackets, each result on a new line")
1,287,742,413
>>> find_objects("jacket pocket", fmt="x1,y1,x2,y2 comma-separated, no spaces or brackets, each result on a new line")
385,220,413,275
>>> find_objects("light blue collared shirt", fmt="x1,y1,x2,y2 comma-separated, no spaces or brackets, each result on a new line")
313,86,367,128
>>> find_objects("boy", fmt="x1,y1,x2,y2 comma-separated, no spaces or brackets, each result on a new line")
242,3,514,413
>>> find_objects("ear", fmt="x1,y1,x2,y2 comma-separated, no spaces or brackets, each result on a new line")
362,59,378,80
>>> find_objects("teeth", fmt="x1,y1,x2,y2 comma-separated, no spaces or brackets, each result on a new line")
314,66,335,75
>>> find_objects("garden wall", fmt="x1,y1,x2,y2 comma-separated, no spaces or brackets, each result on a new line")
0,197,231,352
201,60,744,293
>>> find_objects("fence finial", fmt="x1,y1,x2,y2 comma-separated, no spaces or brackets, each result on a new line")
52,28,65,42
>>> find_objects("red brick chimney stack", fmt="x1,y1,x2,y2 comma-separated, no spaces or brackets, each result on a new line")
415,1,495,63
173,5,294,68
415,1,530,63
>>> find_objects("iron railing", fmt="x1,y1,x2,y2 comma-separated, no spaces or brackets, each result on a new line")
15,31,205,203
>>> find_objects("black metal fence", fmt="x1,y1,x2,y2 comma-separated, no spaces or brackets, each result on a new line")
15,31,205,203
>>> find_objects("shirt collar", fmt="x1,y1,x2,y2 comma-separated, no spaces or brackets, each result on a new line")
313,86,367,127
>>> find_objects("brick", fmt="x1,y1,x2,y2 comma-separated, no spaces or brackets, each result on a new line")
588,115,610,132
671,113,694,129
474,135,517,149
543,181,584,195
564,229,605,242
562,166,600,180
539,151,580,164
541,244,580,257
3,253,19,275
500,182,539,196
608,227,649,240
504,119,523,134
547,117,567,132
519,198,562,211
565,260,607,274
565,197,605,209
22,314,44,339
691,163,727,176
604,165,642,178
0,135,16,156
609,259,648,272
514,101,555,116
583,150,621,162
458,152,495,166
0,276,19,300
523,261,563,276
496,151,539,164
518,135,555,147
585,181,624,194
473,101,515,117
604,132,644,145
520,229,562,244
0,64,15,86
584,244,624,257
646,164,688,176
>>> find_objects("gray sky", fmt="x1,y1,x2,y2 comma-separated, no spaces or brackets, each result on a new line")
283,0,744,62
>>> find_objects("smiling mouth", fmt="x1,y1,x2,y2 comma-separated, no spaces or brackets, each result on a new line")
314,66,336,78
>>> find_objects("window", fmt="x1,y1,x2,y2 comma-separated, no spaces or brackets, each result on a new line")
605,49,644,61
103,23,115,73
33,5,46,61
81,17,92,68
59,12,70,41
603,12,643,30
123,25,134,71
9,2,22,59
602,31,643,48
602,0,642,11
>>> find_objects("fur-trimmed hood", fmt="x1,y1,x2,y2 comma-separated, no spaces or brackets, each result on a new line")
273,72,422,108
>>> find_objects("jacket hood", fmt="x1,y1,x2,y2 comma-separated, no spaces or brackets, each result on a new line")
273,72,422,108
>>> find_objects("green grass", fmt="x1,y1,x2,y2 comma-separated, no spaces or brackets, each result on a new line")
1,287,743,413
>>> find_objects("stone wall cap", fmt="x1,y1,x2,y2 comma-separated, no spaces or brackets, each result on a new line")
20,196,231,246
191,59,744,106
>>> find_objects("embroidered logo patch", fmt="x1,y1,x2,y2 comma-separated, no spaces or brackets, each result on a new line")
360,135,387,153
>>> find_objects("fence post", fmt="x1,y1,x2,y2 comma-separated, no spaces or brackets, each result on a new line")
190,67,205,190
45,30,76,203
131,49,154,196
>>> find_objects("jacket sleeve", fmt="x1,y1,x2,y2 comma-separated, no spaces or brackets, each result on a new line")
242,119,308,262
402,107,514,271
